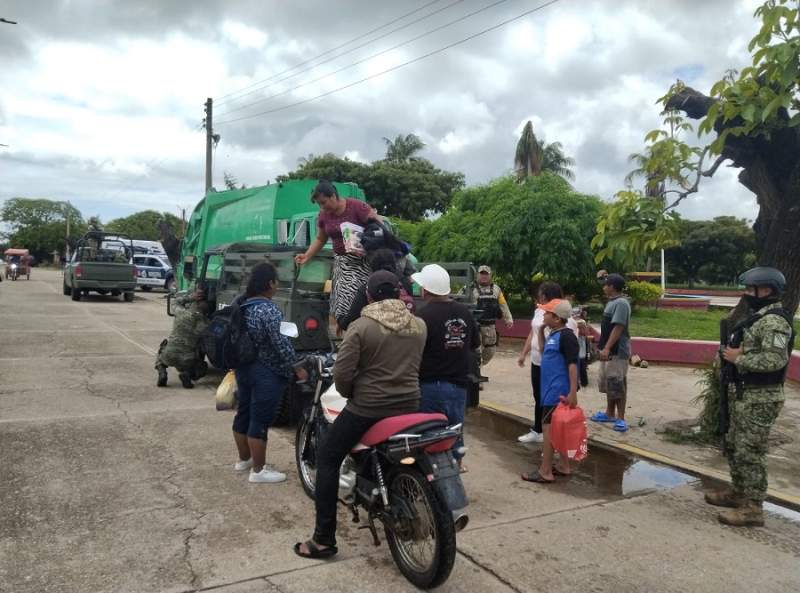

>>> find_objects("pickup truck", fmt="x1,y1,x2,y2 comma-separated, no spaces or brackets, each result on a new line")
63,232,138,302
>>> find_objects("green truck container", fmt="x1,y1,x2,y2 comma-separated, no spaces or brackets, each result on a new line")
178,180,365,291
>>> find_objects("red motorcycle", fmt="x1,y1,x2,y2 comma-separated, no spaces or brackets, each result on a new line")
295,353,469,589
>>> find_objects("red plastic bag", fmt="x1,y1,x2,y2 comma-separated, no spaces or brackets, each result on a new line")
550,401,588,461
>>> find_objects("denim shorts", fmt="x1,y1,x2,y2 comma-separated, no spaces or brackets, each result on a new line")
233,361,288,440
419,380,467,460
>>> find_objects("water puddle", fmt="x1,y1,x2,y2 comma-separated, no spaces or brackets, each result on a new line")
763,502,800,524
468,407,698,498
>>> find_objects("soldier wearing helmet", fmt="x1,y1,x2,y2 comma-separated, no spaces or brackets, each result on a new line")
705,266,794,527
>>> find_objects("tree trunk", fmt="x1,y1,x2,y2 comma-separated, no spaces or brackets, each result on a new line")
666,87,800,315
158,221,182,269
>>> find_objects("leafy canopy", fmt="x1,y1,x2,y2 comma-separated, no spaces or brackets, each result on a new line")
277,150,464,221
406,173,602,293
1,198,86,261
105,210,184,241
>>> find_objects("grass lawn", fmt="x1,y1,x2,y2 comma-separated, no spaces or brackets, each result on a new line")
630,307,800,343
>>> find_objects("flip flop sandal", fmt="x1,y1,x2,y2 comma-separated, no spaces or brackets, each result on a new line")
521,470,554,483
613,419,629,432
552,466,571,476
293,540,338,560
590,411,616,423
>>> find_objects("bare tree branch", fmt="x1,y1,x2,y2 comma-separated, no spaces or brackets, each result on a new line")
702,154,727,178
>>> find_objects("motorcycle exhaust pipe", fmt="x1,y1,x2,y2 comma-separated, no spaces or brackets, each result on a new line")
452,509,469,533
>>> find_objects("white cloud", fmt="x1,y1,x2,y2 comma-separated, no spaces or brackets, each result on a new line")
0,0,772,224
222,21,268,50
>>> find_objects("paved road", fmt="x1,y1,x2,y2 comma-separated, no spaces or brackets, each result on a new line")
1,270,799,593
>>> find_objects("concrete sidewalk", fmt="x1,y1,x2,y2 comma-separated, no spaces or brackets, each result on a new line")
480,341,800,506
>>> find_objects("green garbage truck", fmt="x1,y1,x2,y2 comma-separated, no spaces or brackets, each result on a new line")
178,179,365,291
175,179,482,424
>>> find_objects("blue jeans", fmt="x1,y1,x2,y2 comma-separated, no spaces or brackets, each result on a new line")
420,380,466,460
233,361,288,440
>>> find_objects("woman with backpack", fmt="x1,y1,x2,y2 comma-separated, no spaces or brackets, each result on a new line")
232,262,306,484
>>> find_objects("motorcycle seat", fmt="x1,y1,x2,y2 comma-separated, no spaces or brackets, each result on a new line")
358,413,449,448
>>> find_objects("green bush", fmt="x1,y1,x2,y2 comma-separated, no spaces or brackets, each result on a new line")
625,280,663,307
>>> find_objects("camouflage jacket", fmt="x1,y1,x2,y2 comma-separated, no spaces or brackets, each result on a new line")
734,302,793,403
165,296,209,358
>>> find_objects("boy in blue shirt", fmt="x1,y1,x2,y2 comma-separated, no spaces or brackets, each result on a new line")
521,299,579,483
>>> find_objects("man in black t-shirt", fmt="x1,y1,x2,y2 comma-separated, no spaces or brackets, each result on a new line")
411,264,480,472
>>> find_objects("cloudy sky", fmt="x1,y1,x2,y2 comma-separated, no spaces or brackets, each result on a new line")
0,0,765,225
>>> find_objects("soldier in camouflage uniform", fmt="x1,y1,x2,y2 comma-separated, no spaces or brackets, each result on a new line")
156,286,211,389
706,267,794,527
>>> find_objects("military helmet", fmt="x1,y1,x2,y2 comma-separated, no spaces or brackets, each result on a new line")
738,266,786,295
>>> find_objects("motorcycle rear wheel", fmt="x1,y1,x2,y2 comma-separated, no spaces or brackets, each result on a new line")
385,467,456,589
294,410,317,500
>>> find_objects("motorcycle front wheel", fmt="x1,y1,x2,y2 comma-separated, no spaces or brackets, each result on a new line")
294,410,317,500
385,467,456,589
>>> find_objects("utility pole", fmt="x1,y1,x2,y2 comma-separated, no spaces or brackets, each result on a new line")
181,208,186,237
203,98,219,195
64,202,71,261
204,98,213,193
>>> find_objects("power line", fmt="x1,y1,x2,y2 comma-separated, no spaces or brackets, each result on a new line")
215,0,450,106
216,0,510,119
216,0,465,114
216,0,561,126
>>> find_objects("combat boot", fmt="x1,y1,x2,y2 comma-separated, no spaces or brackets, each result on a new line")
704,489,746,508
718,502,764,527
179,372,194,389
157,365,168,387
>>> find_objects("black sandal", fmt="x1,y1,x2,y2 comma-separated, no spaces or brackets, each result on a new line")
552,466,571,476
293,540,338,560
520,470,554,483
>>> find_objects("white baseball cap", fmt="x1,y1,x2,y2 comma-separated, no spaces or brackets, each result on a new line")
411,264,451,296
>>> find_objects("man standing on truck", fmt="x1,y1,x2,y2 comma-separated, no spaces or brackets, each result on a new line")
155,285,210,388
471,266,513,366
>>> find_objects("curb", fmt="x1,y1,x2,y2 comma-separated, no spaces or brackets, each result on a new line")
479,400,800,511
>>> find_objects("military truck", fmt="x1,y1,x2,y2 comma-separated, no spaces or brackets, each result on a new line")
63,232,138,302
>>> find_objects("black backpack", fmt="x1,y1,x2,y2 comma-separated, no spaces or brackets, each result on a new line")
204,297,263,370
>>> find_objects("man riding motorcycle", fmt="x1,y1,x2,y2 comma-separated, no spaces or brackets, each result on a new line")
294,270,427,559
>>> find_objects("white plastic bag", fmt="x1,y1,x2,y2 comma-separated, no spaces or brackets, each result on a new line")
215,370,237,411
340,222,365,256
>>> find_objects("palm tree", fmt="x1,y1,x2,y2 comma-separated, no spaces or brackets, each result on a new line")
383,133,425,162
514,121,576,182
514,121,542,180
538,139,576,181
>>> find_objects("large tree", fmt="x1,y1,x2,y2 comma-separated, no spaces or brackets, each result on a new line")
596,0,800,313
409,173,602,294
382,133,426,162
1,198,85,261
514,120,576,182
105,210,184,242
277,150,464,220
666,217,756,286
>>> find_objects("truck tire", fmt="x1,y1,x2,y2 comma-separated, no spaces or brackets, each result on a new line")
63,281,71,295
71,286,81,301
123,292,135,302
